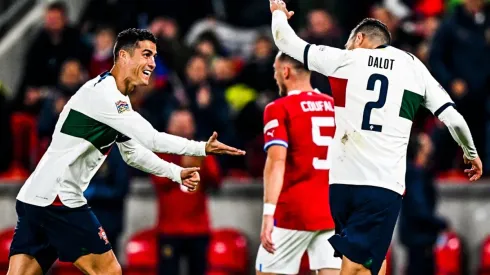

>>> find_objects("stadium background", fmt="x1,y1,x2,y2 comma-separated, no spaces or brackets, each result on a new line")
0,0,489,274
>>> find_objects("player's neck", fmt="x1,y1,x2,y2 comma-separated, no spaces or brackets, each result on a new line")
110,66,135,96
286,82,313,94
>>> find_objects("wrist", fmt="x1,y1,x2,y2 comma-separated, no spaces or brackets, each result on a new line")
263,203,276,216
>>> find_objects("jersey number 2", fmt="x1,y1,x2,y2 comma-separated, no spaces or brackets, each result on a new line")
362,73,389,132
311,117,334,170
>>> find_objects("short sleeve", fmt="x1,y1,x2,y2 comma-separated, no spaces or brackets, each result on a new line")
422,64,455,117
263,102,288,151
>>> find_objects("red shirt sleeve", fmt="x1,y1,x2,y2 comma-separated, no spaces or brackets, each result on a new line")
201,156,222,188
263,101,288,152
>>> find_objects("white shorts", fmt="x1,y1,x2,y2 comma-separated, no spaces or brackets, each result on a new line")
255,227,341,274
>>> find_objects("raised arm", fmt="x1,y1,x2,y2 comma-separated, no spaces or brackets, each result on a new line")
270,1,348,76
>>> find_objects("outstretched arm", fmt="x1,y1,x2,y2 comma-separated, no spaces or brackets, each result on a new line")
116,138,200,190
87,87,244,157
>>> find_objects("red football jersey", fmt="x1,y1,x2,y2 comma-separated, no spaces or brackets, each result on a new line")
263,90,336,231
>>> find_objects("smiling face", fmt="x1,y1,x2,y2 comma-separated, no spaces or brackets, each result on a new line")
124,40,157,86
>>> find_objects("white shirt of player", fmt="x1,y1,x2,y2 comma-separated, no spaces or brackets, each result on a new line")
17,72,206,207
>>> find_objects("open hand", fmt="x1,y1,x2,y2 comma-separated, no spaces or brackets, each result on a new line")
205,132,246,156
180,167,200,192
269,0,294,19
464,155,483,182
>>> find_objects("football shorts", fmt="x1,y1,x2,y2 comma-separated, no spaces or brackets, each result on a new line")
256,227,341,274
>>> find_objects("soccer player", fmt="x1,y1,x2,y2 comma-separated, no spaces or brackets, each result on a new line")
256,51,340,275
269,1,483,275
7,28,245,275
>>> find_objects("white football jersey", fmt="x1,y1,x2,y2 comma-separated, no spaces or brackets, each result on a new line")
304,45,454,195
17,72,205,208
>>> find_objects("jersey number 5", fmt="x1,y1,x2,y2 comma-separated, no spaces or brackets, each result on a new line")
362,73,389,132
312,117,334,170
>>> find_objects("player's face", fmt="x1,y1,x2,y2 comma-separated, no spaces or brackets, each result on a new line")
128,40,157,86
273,59,288,96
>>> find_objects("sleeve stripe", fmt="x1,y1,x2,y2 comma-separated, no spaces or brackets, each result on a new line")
434,102,456,117
264,139,288,152
264,119,279,133
303,44,311,70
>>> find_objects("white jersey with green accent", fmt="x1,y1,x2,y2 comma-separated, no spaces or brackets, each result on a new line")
271,10,477,196
17,72,206,207
304,45,454,195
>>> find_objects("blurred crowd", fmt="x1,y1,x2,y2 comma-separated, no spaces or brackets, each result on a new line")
1,0,489,181
0,0,489,273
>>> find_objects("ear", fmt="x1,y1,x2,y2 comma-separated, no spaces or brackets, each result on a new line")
355,32,364,46
283,65,291,79
119,50,128,62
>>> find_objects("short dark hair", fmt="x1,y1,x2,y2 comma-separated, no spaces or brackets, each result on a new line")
113,28,157,62
47,1,67,14
352,18,391,45
277,51,309,73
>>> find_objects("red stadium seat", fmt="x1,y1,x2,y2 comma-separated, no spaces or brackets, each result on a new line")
435,231,462,275
207,228,249,275
0,113,38,181
0,228,15,273
478,235,490,275
125,228,158,275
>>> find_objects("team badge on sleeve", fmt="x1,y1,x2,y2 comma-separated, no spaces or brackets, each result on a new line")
115,100,130,113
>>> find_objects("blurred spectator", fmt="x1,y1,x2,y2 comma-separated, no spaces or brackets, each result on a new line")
84,146,130,258
21,1,90,88
301,9,344,47
239,35,278,95
149,17,192,81
151,109,221,275
193,31,228,60
399,133,448,275
88,26,115,78
185,19,266,58
38,59,85,141
429,0,490,173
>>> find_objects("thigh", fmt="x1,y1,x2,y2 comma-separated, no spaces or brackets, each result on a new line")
186,235,210,275
307,230,341,271
73,249,121,275
329,186,401,275
255,227,314,274
9,201,58,274
158,234,184,275
41,205,112,263
7,254,43,275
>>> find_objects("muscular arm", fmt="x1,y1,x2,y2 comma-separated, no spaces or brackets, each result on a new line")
116,139,183,184
263,146,287,210
438,106,478,160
